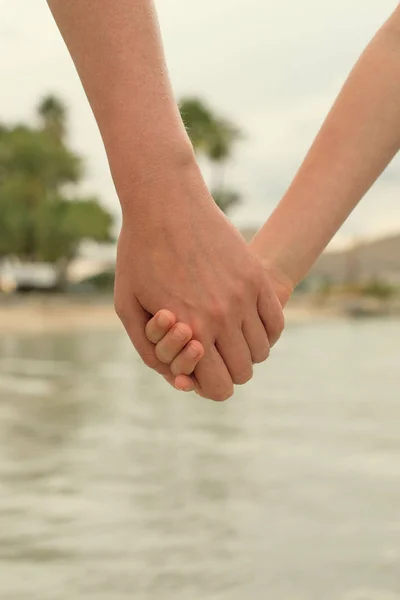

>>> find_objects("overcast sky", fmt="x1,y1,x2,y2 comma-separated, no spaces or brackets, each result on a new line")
0,0,399,247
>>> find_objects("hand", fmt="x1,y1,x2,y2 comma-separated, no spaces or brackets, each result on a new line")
144,256,294,395
114,161,284,401
145,310,203,393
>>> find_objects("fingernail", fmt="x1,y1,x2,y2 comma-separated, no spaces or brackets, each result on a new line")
157,312,172,328
173,325,188,341
188,343,200,358
176,383,189,392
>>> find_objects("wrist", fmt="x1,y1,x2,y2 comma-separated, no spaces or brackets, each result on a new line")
109,132,198,212
97,92,196,203
114,147,207,222
261,260,295,308
249,228,295,308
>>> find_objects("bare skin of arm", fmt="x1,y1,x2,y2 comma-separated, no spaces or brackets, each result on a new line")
251,6,400,290
149,6,400,392
46,0,284,402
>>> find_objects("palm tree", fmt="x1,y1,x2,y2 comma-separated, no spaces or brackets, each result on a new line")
211,189,241,214
179,97,214,152
207,118,241,196
38,95,67,143
179,97,242,213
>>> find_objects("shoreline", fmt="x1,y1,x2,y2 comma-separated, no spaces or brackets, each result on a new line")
0,295,119,334
0,294,398,335
0,294,339,335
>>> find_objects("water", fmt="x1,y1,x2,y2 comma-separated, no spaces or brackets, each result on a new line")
0,318,399,600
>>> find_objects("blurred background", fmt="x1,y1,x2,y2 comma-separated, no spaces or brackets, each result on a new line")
0,1,400,599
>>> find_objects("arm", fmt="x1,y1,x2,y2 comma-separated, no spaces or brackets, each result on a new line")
47,0,192,192
47,0,285,401
251,6,400,297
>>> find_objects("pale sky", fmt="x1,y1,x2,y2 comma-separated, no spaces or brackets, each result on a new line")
0,0,399,247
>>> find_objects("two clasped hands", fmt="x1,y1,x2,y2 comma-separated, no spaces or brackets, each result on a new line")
48,0,400,399
114,159,291,401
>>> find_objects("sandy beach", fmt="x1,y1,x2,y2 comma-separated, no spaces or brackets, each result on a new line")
0,296,120,334
0,294,339,335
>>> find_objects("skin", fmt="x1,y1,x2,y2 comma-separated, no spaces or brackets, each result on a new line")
145,310,204,392
47,0,285,402
148,6,400,393
146,268,291,394
47,2,400,399
251,7,400,288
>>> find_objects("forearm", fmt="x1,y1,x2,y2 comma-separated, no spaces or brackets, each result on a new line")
47,0,194,203
252,7,400,292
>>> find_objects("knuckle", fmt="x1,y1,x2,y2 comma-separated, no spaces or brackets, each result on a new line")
114,295,128,322
188,318,206,344
226,280,250,310
207,300,230,326
232,280,247,302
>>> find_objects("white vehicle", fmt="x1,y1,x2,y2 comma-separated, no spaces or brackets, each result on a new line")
0,260,58,293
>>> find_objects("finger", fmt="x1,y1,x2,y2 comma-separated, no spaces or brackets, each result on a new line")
242,314,270,364
155,323,192,364
141,342,197,393
145,310,176,343
216,330,253,386
160,371,199,393
174,374,196,392
119,298,208,397
194,343,234,402
257,285,285,348
170,340,205,376
120,297,173,377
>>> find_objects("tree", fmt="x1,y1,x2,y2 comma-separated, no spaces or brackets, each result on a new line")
211,189,241,215
179,97,242,213
0,95,114,286
38,95,67,142
207,118,241,193
179,98,215,152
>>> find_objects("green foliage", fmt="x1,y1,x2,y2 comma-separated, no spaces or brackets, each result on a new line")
212,189,241,214
359,279,396,300
38,95,67,142
179,97,242,213
207,118,241,164
0,125,81,190
179,98,215,152
0,95,114,265
180,98,241,159
81,270,115,291
319,277,334,296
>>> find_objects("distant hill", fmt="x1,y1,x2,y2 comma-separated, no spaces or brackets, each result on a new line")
239,227,400,285
311,234,400,284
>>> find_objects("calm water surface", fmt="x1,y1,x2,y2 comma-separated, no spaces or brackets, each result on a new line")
0,318,399,600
